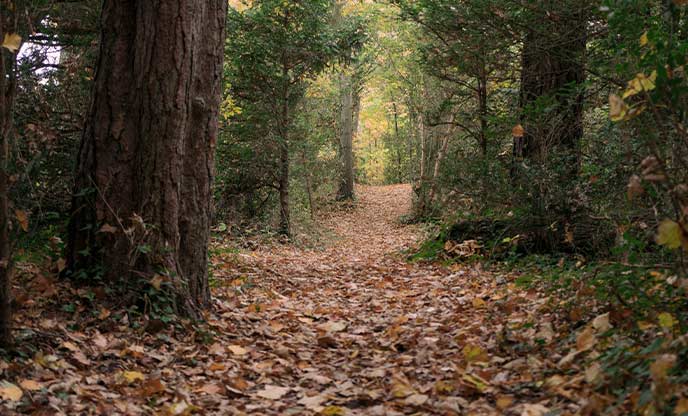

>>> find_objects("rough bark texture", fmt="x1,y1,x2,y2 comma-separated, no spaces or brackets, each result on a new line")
67,0,227,314
0,8,18,348
514,1,588,250
518,3,587,169
337,73,356,200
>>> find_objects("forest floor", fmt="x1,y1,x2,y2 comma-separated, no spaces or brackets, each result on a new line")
2,185,616,415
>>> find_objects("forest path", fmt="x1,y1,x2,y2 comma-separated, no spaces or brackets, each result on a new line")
208,185,558,415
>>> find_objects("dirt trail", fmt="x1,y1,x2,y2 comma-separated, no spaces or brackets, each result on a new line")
208,184,553,415
0,185,592,415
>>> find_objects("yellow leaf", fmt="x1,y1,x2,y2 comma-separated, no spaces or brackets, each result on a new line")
320,406,346,416
1,33,21,53
462,372,489,392
623,71,657,99
472,297,486,308
462,344,489,363
658,312,676,330
609,94,628,122
391,381,415,398
0,380,22,401
14,210,28,232
656,220,682,249
122,371,145,384
640,31,649,47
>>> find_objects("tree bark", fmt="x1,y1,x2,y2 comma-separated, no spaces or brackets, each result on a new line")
514,1,588,252
0,4,19,348
427,115,456,207
519,3,586,169
67,0,227,315
337,73,355,200
279,139,290,236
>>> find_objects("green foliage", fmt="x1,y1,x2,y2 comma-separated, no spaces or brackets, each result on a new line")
218,0,362,231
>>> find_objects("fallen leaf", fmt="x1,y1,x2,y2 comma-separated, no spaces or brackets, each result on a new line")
122,371,145,384
228,345,248,356
256,385,290,400
320,406,345,416
650,354,677,382
522,403,550,416
319,320,347,333
405,393,428,406
462,344,489,363
592,313,612,333
658,312,676,330
576,326,596,352
19,380,42,391
0,381,22,401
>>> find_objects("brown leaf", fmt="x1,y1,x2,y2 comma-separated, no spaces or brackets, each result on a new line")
256,385,290,400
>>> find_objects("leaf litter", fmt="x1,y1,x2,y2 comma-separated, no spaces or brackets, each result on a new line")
1,184,680,415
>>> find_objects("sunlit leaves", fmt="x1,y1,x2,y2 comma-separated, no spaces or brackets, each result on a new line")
622,71,657,99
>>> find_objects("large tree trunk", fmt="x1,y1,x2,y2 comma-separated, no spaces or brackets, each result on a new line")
517,2,587,204
0,8,18,348
337,73,355,200
67,0,227,315
515,1,588,250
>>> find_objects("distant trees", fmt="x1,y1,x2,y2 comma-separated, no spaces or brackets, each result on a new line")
226,0,360,236
67,0,227,315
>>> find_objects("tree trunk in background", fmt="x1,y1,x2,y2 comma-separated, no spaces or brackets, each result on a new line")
416,114,430,217
517,2,587,211
338,73,355,200
279,139,290,235
477,65,488,158
67,0,227,315
427,116,456,207
515,1,588,251
0,10,18,347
